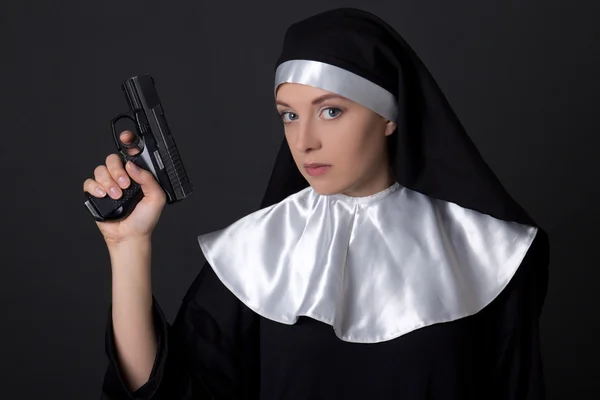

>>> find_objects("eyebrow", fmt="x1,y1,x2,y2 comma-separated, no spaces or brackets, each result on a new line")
275,93,346,108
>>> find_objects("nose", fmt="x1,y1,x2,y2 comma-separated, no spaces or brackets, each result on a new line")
293,119,321,153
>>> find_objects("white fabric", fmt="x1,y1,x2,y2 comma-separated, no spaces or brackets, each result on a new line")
197,182,537,343
275,59,398,121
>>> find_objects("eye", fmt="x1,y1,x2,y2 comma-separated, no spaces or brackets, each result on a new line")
280,111,298,123
320,107,342,120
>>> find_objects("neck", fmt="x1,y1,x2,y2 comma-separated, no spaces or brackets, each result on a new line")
342,164,396,198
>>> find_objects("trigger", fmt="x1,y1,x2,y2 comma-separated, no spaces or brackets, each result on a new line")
120,135,144,160
111,113,143,156
121,133,141,149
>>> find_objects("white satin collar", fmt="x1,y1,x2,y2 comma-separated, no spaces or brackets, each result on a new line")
197,182,537,343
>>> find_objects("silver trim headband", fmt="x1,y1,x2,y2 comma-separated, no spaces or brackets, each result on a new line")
274,59,398,121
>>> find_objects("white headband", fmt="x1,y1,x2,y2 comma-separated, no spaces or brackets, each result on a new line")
274,59,398,121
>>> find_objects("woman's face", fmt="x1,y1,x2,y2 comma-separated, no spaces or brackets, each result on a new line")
275,83,396,197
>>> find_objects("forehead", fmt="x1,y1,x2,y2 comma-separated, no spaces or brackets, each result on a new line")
275,82,338,101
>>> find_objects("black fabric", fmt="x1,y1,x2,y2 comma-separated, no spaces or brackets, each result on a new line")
99,7,551,399
263,7,535,228
100,230,549,400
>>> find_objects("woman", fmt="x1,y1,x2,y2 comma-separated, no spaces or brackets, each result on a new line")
85,7,549,400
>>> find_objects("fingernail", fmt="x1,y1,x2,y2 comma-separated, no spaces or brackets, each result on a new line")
110,187,120,197
128,161,140,174
96,187,106,196
118,176,128,187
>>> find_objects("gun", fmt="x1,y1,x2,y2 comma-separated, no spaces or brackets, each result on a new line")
84,73,194,222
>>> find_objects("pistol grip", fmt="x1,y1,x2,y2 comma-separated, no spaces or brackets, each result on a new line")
84,181,143,222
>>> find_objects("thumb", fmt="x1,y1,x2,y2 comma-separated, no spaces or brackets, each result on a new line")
126,161,163,198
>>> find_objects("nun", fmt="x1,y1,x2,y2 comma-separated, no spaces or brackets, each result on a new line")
95,7,549,400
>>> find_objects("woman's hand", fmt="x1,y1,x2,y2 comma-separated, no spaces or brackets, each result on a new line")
83,130,166,247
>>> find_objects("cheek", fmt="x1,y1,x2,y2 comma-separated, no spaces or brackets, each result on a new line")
284,131,305,167
329,122,377,169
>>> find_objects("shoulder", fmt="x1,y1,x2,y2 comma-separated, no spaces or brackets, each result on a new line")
179,261,259,334
488,227,550,321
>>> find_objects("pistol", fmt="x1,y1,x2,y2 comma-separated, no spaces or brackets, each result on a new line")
84,73,194,222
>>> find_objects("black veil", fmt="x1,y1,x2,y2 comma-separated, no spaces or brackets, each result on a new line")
260,8,537,229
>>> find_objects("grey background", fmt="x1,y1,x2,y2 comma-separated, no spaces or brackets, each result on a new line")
1,0,598,398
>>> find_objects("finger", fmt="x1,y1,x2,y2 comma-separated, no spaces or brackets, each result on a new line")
83,178,107,198
125,161,165,201
106,153,130,189
119,130,141,157
119,130,135,145
94,164,122,200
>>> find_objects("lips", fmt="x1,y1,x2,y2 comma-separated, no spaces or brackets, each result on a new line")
304,163,330,168
304,163,331,177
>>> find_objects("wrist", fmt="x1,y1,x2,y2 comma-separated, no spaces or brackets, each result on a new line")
106,236,152,267
106,235,152,252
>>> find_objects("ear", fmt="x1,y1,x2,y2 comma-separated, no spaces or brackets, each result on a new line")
384,120,397,136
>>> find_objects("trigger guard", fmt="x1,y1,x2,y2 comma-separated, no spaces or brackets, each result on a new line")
118,136,145,161
111,113,143,152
